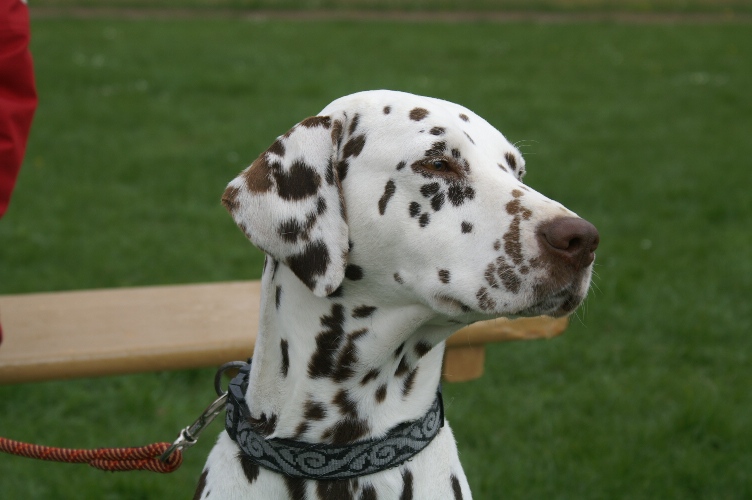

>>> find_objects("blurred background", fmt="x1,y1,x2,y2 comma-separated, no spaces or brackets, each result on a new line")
0,1,750,498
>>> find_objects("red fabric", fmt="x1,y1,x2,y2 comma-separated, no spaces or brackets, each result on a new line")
0,0,37,219
0,0,38,345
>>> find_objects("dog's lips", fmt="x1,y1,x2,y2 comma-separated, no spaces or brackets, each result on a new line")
433,294,472,314
514,287,585,318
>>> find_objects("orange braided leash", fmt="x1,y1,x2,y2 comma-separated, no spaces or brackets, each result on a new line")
0,437,182,473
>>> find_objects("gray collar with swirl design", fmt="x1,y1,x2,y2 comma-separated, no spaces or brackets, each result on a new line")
225,361,445,480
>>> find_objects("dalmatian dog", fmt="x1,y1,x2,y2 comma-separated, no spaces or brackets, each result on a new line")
197,90,599,499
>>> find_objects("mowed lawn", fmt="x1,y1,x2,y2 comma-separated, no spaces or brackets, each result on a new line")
0,16,750,499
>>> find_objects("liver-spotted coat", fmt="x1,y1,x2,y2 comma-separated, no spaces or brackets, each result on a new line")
198,90,599,499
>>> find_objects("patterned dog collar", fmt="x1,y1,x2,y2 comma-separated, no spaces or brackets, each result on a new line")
225,361,444,480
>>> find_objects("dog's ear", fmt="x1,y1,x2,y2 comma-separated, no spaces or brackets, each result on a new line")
222,115,349,297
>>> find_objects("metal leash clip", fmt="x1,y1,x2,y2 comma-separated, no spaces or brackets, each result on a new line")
159,361,248,463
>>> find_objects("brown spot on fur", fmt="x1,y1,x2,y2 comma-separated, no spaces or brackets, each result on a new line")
242,156,274,193
378,179,396,215
409,107,429,121
267,139,285,157
238,453,260,485
349,114,360,136
278,218,306,243
402,368,418,397
300,116,332,129
332,120,344,148
273,160,321,201
447,185,475,206
352,305,377,318
459,113,469,122
294,421,310,438
431,193,446,211
505,152,517,169
506,198,532,219
287,240,330,293
345,264,364,281
333,389,359,418
360,484,377,500
248,412,277,436
325,158,336,185
375,384,387,402
333,328,368,383
477,287,497,311
395,343,405,358
308,304,346,378
497,257,521,293
280,339,289,377
430,127,445,136
438,269,451,284
304,400,327,421
343,135,366,158
485,262,499,289
451,474,464,500
400,469,414,500
192,469,209,500
317,480,354,500
409,202,421,218
512,189,524,198
414,341,432,358
383,106,391,114
425,141,447,158
361,368,380,385
503,217,524,265
395,356,409,377
394,272,404,284
284,476,307,499
269,258,278,279
335,159,349,182
221,185,241,212
323,418,370,445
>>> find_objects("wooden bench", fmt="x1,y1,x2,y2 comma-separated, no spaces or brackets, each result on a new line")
0,281,568,384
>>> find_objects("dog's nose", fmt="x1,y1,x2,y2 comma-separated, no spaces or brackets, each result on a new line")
538,217,599,270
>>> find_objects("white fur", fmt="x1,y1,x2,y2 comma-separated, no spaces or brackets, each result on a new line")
200,90,595,499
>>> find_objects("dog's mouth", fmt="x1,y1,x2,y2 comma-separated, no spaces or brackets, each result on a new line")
430,270,590,320
434,294,472,314
514,286,586,318
433,287,583,319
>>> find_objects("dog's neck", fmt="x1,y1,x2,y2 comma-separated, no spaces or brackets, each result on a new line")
244,258,457,445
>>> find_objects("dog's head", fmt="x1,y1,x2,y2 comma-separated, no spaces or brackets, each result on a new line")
223,90,598,320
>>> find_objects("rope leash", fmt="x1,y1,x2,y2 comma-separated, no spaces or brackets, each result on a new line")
0,437,182,473
0,361,244,474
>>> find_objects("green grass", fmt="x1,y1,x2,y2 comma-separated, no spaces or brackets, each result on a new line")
29,0,752,15
1,17,751,499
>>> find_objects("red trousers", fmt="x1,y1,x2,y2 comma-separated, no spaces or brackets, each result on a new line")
0,0,38,343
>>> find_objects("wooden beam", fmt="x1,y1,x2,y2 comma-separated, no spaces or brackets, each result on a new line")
0,282,568,384
442,346,486,383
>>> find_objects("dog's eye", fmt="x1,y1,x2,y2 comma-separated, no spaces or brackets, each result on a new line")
411,157,460,178
428,159,449,172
